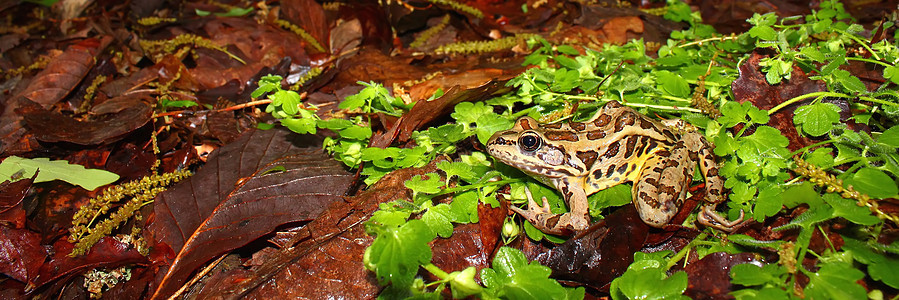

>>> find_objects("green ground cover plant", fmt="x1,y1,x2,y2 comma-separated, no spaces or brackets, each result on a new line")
254,0,899,298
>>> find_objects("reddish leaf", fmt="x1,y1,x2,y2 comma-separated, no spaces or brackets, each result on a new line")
19,96,153,145
537,205,649,290
281,0,329,54
0,226,46,283
16,37,110,109
732,52,826,151
0,174,34,228
371,77,513,148
147,128,353,300
204,160,442,298
33,237,147,288
684,252,760,298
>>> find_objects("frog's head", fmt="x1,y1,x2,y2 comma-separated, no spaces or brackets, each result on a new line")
486,116,580,179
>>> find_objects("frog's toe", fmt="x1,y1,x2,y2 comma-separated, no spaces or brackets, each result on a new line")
698,205,745,232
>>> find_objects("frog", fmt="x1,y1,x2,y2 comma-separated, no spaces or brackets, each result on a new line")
485,100,743,235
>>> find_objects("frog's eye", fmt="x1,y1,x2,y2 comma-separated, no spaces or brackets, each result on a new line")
518,132,542,152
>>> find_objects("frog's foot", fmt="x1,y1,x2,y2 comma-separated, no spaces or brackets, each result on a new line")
509,188,588,236
697,204,745,232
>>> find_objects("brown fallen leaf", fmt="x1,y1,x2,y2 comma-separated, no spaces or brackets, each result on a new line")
19,96,153,145
199,159,444,298
537,205,650,291
0,174,34,229
732,52,827,152
0,226,46,283
17,37,111,109
32,237,147,290
683,252,760,298
147,128,353,300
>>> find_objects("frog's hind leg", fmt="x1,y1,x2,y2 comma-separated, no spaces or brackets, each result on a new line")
682,132,745,232
632,147,694,228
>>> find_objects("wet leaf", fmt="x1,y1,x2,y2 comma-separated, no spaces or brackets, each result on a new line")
19,97,153,146
0,227,46,283
148,128,352,299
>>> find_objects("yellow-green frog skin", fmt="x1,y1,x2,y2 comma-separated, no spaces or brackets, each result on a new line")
486,100,742,235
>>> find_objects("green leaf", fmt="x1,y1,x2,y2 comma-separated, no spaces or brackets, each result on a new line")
845,168,898,199
338,125,373,140
405,173,444,195
556,45,580,56
884,65,899,85
822,193,879,225
754,185,783,219
737,126,789,165
610,252,688,300
437,161,478,183
551,68,579,92
421,203,454,238
804,147,835,168
0,156,119,190
451,102,492,127
748,25,778,40
587,183,632,217
781,182,823,208
449,190,479,224
804,262,867,300
730,263,786,286
480,247,571,299
656,70,690,98
842,237,899,289
718,101,749,128
879,125,899,147
475,113,514,145
364,219,435,289
728,234,783,248
793,102,840,136
834,69,867,93
280,117,317,134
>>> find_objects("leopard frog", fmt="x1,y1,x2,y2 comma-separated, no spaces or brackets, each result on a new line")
486,100,743,235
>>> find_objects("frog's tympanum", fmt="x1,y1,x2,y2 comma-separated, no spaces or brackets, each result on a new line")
486,101,743,235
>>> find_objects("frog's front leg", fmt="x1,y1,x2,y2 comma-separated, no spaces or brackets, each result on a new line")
509,179,590,236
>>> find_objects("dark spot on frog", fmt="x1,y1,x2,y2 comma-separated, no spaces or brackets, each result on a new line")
602,141,620,158
545,215,561,229
519,119,535,130
623,135,639,158
594,114,612,127
660,184,677,196
639,119,654,129
544,131,579,142
606,165,616,177
543,123,563,129
688,150,699,161
576,150,598,169
617,164,628,174
586,130,606,140
592,168,603,178
614,112,636,131
569,122,586,131
707,167,719,177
